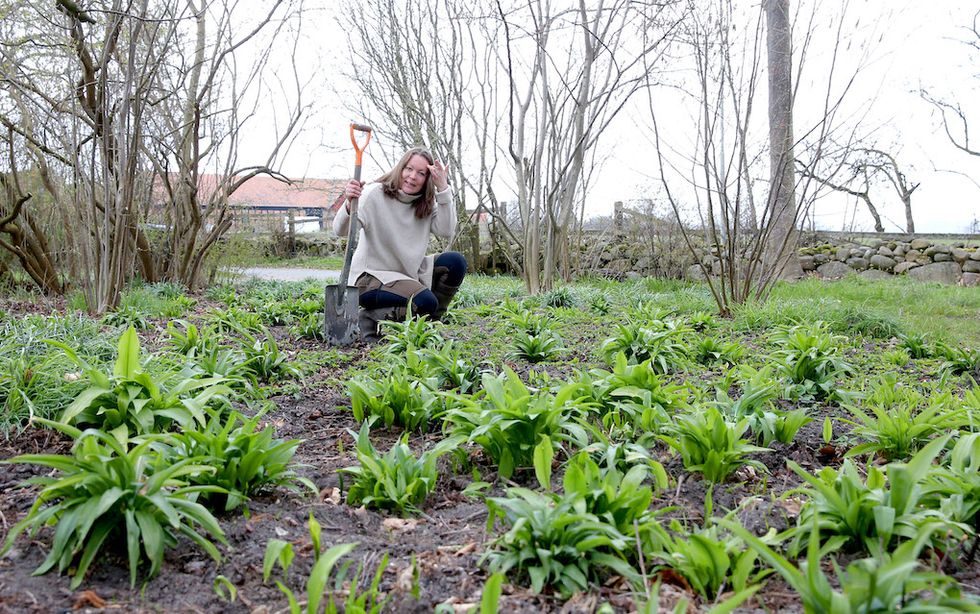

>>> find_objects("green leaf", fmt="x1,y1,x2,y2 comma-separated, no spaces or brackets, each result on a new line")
125,509,141,588
706,585,761,614
533,436,554,490
213,575,238,602
306,542,357,614
71,520,113,590
264,539,294,582
114,326,142,379
480,571,505,613
309,513,322,562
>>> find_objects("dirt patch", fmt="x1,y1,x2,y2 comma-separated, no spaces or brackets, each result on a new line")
0,296,977,613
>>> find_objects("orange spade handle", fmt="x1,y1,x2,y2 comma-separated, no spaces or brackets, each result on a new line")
350,123,372,168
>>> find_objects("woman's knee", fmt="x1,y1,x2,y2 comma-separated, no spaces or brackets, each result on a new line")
359,289,407,310
411,290,439,316
434,251,467,284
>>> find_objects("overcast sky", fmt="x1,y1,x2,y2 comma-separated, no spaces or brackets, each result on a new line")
264,0,980,233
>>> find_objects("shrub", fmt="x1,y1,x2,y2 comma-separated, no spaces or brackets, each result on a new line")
446,368,589,487
844,374,965,461
599,322,690,372
347,363,441,432
162,408,316,511
54,327,233,439
1,425,226,589
653,517,769,600
724,516,976,613
482,487,637,597
786,436,967,556
340,424,461,515
659,406,768,483
562,451,667,555
771,322,852,400
507,330,565,363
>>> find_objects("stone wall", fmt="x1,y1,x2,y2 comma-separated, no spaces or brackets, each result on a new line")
799,238,980,287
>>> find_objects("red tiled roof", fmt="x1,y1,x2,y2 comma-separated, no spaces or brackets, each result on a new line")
224,175,346,209
153,174,347,209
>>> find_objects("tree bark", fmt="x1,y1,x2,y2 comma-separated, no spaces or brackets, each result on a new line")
763,0,803,281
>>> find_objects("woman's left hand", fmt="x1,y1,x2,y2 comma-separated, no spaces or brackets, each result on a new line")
429,160,449,192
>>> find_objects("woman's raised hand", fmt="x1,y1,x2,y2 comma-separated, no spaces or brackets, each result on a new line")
428,160,449,191
344,179,363,201
342,179,363,213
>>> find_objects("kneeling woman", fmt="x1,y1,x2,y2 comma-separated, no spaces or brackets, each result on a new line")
332,147,467,340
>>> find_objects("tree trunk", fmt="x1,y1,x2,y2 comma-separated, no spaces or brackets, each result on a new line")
763,0,803,281
903,194,916,233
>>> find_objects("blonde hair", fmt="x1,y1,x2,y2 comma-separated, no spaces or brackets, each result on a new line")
377,147,436,219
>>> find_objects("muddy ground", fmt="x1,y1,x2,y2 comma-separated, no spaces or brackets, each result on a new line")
0,293,977,613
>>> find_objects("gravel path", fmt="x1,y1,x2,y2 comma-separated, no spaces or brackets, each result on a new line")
239,267,342,282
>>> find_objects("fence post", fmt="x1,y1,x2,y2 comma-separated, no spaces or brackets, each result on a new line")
287,209,296,255
613,201,624,234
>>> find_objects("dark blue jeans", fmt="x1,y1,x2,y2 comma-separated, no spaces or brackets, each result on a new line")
359,251,467,317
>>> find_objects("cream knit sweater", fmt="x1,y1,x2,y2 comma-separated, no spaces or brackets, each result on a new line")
332,183,456,288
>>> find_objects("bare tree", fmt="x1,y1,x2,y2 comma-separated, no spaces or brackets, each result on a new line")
497,0,678,293
762,0,802,281
0,0,175,310
859,148,918,233
922,11,980,159
796,140,885,233
338,0,477,261
0,147,62,294
650,0,869,315
0,0,312,303
798,143,919,233
144,0,311,289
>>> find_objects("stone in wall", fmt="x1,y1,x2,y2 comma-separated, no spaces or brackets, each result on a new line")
869,254,897,271
963,272,980,287
860,269,892,280
893,261,921,275
907,262,961,285
964,260,980,274
910,238,931,250
817,261,852,279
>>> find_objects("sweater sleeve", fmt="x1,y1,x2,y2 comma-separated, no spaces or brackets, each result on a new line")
332,186,378,236
429,186,457,238
332,203,350,236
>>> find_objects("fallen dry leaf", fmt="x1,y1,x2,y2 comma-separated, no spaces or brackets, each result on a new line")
560,593,597,612
73,590,107,609
274,526,290,538
395,564,415,592
654,568,693,593
321,487,342,505
779,497,804,517
383,517,420,533
455,542,477,556
435,597,476,614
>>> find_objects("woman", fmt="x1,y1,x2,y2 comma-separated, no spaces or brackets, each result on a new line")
332,147,467,340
